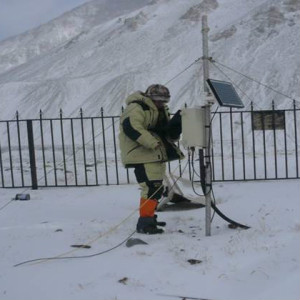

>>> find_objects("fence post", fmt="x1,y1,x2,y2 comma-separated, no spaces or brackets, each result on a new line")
80,108,88,185
16,111,25,187
293,100,299,178
27,120,38,189
251,102,257,179
121,106,130,184
272,100,278,179
101,107,109,185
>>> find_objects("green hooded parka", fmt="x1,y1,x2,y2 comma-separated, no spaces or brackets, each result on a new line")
119,91,184,167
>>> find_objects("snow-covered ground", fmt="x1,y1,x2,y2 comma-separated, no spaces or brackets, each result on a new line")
0,1,299,299
0,179,299,300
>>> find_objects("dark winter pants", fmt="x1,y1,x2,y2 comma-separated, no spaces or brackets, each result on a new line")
134,162,166,217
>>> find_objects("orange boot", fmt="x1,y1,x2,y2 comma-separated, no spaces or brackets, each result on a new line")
137,198,164,234
139,198,157,217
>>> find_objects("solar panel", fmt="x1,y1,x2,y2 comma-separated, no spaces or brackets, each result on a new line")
206,79,244,108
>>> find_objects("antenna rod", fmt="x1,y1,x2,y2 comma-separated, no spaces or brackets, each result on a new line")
202,15,210,93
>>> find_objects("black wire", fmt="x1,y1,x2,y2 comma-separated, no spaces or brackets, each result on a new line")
14,230,136,267
190,105,219,189
190,105,219,196
190,149,205,196
14,160,190,267
190,149,214,222
191,154,249,229
191,153,201,179
11,58,201,265
14,163,189,268
210,188,216,222
190,106,250,230
211,201,250,229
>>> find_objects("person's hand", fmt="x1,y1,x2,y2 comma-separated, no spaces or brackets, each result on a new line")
174,109,181,117
154,142,161,150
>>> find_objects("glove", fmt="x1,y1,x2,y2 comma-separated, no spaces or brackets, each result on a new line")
167,110,182,140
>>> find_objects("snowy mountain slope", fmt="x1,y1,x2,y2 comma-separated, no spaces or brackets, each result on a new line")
0,0,299,120
0,0,149,75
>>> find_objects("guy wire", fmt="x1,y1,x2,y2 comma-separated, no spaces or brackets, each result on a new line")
14,160,190,267
0,57,202,214
210,58,300,105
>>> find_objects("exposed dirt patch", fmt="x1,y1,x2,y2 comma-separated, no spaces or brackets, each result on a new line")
124,11,148,31
180,0,219,22
210,25,237,42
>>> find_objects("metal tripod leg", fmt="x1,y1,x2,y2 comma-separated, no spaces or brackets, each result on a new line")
156,173,184,211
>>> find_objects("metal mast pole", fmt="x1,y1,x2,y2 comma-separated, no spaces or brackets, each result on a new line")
202,15,213,236
202,15,210,94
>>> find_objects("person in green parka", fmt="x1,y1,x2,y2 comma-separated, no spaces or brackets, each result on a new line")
119,84,184,234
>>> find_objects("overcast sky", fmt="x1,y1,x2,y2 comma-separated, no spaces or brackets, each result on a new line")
0,0,91,41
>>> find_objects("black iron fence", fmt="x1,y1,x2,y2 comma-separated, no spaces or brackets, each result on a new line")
0,102,299,189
